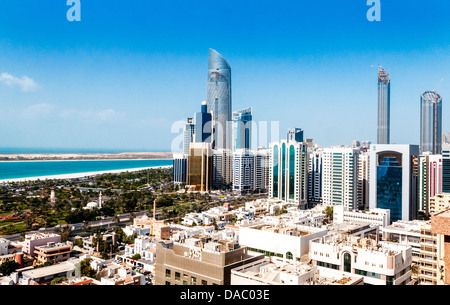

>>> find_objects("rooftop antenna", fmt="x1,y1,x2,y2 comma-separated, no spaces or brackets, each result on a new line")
434,90,438,154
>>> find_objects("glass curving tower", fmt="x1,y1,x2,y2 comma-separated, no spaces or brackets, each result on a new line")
377,67,390,144
207,48,232,150
420,90,442,154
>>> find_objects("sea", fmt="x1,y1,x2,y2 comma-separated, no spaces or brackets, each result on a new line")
0,159,174,180
0,147,175,181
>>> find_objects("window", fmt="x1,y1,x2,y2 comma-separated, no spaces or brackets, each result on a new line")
386,276,394,285
343,252,352,273
286,252,293,260
191,277,197,285
202,280,207,285
165,269,171,279
175,272,180,281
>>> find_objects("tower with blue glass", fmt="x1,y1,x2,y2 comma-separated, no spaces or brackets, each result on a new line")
420,90,442,154
232,107,252,151
195,101,212,143
207,48,232,150
369,144,419,222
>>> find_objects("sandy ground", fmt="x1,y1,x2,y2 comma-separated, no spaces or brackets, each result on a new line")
0,152,174,161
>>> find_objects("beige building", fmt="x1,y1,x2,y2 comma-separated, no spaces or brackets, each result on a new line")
133,214,170,240
429,193,450,215
34,242,72,265
418,222,441,285
430,209,450,285
155,237,264,285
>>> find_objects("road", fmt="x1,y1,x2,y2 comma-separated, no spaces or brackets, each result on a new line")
0,211,147,241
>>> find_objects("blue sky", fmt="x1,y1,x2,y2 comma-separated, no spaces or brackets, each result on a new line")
0,0,449,152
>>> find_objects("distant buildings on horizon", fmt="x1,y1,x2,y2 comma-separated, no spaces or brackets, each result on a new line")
172,49,450,227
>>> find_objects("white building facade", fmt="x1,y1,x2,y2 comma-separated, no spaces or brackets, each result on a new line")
322,146,359,209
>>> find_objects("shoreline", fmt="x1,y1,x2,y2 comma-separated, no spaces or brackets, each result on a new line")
0,165,173,184
0,158,172,163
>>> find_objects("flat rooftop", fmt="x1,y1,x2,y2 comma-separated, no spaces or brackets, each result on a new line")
22,262,75,279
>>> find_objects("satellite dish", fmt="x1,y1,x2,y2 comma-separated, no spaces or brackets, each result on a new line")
300,254,311,264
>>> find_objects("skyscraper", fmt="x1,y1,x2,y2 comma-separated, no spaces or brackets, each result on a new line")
308,148,323,206
420,90,442,154
287,128,304,143
377,67,390,144
443,144,450,193
357,152,370,210
232,107,252,151
187,142,213,192
322,146,360,210
254,147,270,192
207,49,233,189
173,153,188,184
269,140,309,209
195,101,212,143
207,48,232,150
418,153,443,216
232,149,254,193
369,144,419,222
183,118,195,155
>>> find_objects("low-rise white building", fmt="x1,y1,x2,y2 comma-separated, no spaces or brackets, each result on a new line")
380,220,427,265
309,234,412,285
333,204,390,228
239,219,328,261
98,265,145,285
122,224,151,237
231,256,363,285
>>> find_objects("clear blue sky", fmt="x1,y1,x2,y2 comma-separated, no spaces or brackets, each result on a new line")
0,0,449,152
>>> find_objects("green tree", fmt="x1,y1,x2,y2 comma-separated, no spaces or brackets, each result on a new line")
0,260,20,276
79,258,97,278
50,276,67,285
54,225,72,242
325,206,333,220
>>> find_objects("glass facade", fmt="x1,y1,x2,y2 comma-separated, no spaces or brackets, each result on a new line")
420,90,442,154
195,102,212,143
377,67,390,144
287,128,303,143
207,49,232,150
232,107,252,150
343,252,352,273
377,156,403,222
289,145,295,200
273,145,278,198
281,143,286,200
443,160,450,193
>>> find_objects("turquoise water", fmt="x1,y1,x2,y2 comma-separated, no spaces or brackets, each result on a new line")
0,159,173,180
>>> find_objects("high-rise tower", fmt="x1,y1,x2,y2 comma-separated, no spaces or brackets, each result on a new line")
207,48,232,150
377,67,390,144
420,90,442,154
232,107,252,151
195,101,212,143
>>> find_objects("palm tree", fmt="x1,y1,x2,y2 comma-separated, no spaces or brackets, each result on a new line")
82,221,91,232
112,215,120,224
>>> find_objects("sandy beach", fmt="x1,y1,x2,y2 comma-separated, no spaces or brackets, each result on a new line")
0,165,173,184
